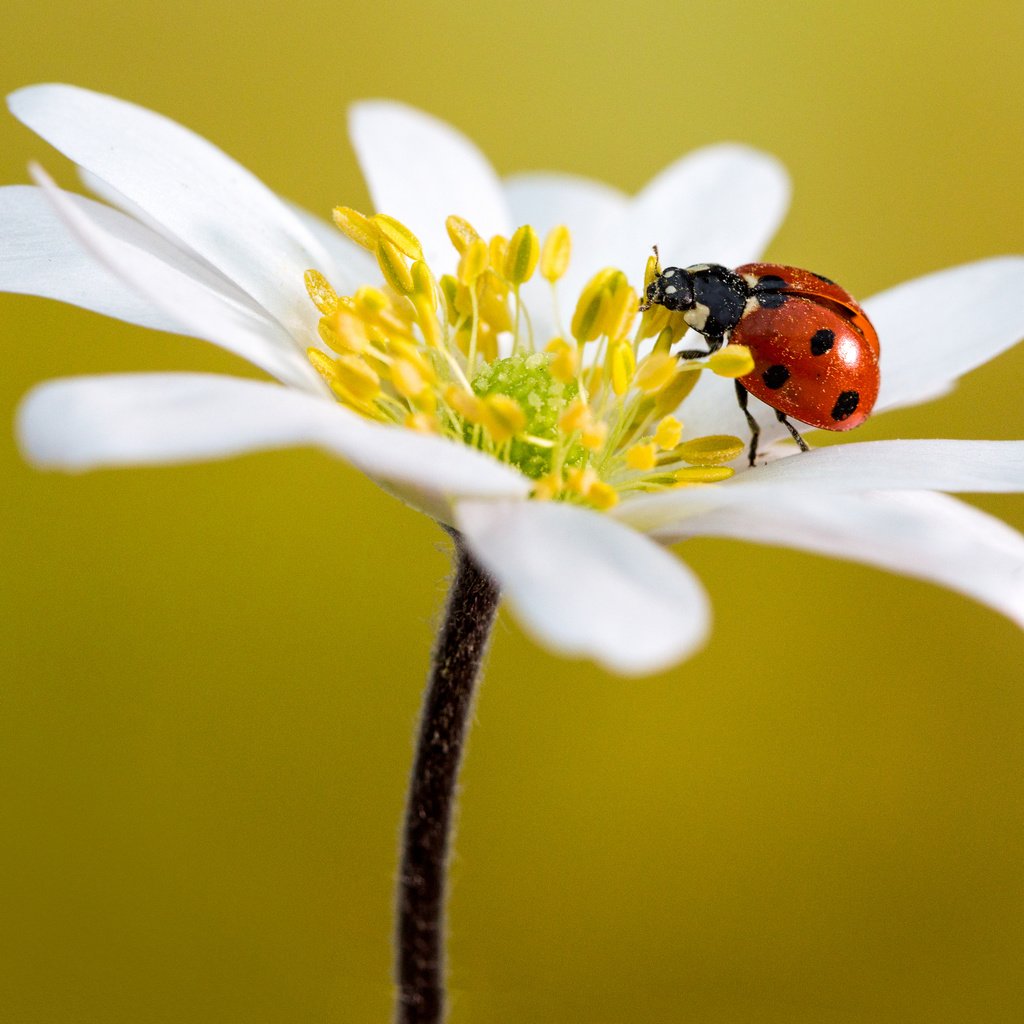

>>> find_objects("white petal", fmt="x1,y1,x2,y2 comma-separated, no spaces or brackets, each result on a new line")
9,84,329,336
615,440,1024,535
0,184,180,332
456,499,710,675
17,374,531,519
622,143,790,276
30,165,324,393
651,490,1024,628
871,257,1024,412
728,439,1024,492
348,100,512,272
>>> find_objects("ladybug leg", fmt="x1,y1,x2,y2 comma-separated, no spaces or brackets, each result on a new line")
678,333,726,361
734,380,761,466
774,410,810,453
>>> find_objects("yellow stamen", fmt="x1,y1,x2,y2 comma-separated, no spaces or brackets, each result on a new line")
307,347,339,384
587,481,619,510
446,215,481,255
371,214,424,261
633,351,678,394
377,239,415,295
580,421,608,452
458,238,489,285
411,261,437,310
558,398,592,434
482,394,527,443
489,235,509,274
676,435,745,466
626,442,657,471
545,337,578,383
707,344,755,378
504,225,540,285
304,269,339,315
332,206,380,250
445,384,486,424
335,355,381,402
654,368,701,415
654,416,683,450
404,411,438,433
674,465,735,484
610,340,635,396
540,225,571,283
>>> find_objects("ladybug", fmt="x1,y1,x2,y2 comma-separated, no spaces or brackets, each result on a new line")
639,255,880,465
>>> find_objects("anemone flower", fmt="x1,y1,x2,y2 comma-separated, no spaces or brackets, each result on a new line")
4,83,1023,1024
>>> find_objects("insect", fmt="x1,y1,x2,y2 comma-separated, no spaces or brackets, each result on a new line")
639,253,880,465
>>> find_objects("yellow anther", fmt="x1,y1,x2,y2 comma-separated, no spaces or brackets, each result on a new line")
445,384,486,424
531,472,563,502
676,434,745,466
458,237,489,285
303,269,338,315
653,326,676,354
478,323,499,364
377,239,415,295
566,465,599,496
446,215,481,255
540,225,571,283
588,481,619,510
482,394,527,443
489,235,509,275
654,367,701,415
353,286,389,315
412,294,441,349
332,206,380,251
707,344,755,378
644,252,660,290
391,357,429,400
558,399,593,434
370,214,424,261
307,347,339,383
626,442,657,471
654,416,683,450
439,274,460,325
600,281,638,341
673,465,735,484
503,225,540,285
404,411,438,433
545,337,578,383
477,274,513,332
637,302,671,341
411,261,437,310
580,420,608,452
633,351,678,394
610,340,636,396
320,309,370,355
570,268,617,343
335,355,381,402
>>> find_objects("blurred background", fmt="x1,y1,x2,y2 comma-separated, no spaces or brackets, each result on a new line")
2,0,1023,1020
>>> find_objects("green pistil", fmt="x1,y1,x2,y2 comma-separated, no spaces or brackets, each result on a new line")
470,353,580,478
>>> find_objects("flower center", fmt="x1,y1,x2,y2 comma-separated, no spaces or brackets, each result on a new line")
303,208,753,510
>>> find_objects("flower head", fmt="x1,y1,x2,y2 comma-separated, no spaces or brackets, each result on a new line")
4,84,1024,673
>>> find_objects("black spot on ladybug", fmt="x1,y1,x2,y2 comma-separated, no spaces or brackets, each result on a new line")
831,390,860,421
812,272,836,285
810,328,835,355
758,291,788,309
753,274,788,309
762,364,790,390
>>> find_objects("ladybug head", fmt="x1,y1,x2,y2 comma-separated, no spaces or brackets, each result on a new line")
641,266,695,313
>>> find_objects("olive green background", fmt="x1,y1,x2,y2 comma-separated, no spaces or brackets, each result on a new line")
2,1,1023,1021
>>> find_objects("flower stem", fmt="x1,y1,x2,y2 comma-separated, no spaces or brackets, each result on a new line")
395,530,500,1024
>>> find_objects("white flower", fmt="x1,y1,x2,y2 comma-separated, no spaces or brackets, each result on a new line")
4,83,1024,675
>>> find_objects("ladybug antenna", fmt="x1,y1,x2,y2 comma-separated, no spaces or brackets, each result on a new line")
652,244,661,273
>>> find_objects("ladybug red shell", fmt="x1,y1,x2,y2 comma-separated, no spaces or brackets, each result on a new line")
640,259,880,461
731,262,880,431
